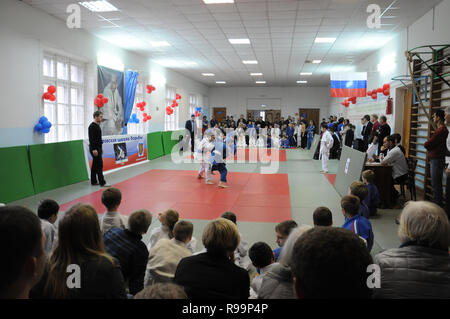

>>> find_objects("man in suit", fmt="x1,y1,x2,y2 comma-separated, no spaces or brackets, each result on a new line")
185,114,197,153
88,111,109,187
236,114,247,127
361,115,373,152
210,116,218,128
377,115,391,154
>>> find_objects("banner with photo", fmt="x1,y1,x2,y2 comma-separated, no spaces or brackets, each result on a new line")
97,66,125,136
83,134,148,174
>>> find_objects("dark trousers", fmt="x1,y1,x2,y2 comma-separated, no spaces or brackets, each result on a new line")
212,163,227,182
446,173,450,219
392,174,408,202
90,149,105,185
430,158,445,207
190,131,195,152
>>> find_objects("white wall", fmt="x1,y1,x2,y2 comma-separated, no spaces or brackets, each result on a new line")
208,86,331,121
0,0,208,147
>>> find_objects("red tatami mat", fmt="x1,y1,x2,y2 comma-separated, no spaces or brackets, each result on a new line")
324,173,336,186
60,169,292,223
186,148,287,162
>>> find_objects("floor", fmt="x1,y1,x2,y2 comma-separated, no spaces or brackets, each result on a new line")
10,148,402,257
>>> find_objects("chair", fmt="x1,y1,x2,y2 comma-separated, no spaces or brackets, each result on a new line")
399,157,417,201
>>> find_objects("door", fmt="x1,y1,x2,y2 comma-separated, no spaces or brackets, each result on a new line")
299,108,320,133
213,107,227,124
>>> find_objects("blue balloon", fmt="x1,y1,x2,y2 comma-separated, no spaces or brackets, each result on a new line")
42,128,50,134
39,116,48,124
34,123,43,132
135,118,140,124
43,121,52,129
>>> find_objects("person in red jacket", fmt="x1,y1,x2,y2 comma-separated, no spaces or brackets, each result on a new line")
370,114,380,138
424,110,448,207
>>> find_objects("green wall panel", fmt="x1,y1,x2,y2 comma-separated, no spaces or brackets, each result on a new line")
162,130,184,155
147,131,164,160
0,146,35,203
29,140,88,194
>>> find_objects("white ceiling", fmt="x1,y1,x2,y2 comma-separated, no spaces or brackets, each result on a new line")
22,0,443,87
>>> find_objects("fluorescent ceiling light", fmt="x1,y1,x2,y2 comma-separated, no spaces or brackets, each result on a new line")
243,60,258,64
300,72,312,75
255,81,266,84
297,80,308,84
229,38,250,44
185,61,198,66
216,81,226,84
151,41,171,47
250,73,263,76
78,1,118,12
312,60,322,64
203,0,234,3
315,37,336,43
202,73,215,76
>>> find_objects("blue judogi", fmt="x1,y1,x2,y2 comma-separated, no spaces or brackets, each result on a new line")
306,125,315,149
286,126,295,146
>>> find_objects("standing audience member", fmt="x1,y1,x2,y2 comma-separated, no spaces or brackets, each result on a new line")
174,218,250,299
374,201,450,299
221,212,251,270
377,116,391,154
100,187,128,234
89,111,108,187
258,226,312,299
134,283,187,299
341,195,374,252
312,207,333,227
0,206,46,299
103,209,152,296
291,227,373,299
345,124,355,147
424,110,449,207
30,204,126,299
370,114,380,138
145,220,193,285
37,199,59,255
361,115,373,152
248,242,275,299
445,106,450,219
320,123,334,173
185,114,197,153
273,220,298,262
349,181,370,219
362,170,380,217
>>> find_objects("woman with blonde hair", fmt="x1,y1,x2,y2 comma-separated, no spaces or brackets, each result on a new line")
374,201,450,299
174,218,250,299
30,203,126,299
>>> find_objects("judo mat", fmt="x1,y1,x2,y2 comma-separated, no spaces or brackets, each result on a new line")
324,174,337,186
185,148,287,162
60,169,292,223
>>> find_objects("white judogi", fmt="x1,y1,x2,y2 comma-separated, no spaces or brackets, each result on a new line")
195,137,214,182
257,128,267,147
236,127,246,148
271,128,280,149
320,130,334,172
248,127,257,147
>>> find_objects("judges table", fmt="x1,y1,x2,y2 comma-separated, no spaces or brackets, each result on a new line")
364,162,393,209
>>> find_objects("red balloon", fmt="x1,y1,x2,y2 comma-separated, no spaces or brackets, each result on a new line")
142,101,146,106
49,94,56,102
383,89,390,96
43,92,51,100
143,118,148,123
376,87,382,93
372,93,377,99
143,113,148,117
147,115,152,120
383,83,390,90
102,97,108,104
98,93,104,98
47,85,56,94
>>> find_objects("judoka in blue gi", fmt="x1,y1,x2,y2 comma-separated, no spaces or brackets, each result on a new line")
208,131,236,188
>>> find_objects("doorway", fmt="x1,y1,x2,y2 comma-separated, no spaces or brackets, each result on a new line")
213,107,227,124
299,108,320,133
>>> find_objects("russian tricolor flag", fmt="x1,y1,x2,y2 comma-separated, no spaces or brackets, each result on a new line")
330,72,367,97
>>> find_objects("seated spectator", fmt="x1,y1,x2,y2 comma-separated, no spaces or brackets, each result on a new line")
100,187,128,234
341,195,374,252
291,227,373,299
134,283,187,299
391,133,406,155
258,225,312,299
273,220,298,262
248,242,275,299
221,211,251,270
349,181,370,219
0,206,46,299
373,201,450,299
147,209,197,253
30,203,126,299
37,199,59,255
281,134,290,148
174,218,250,299
366,135,379,161
313,207,333,227
362,170,380,217
145,220,193,285
103,209,152,296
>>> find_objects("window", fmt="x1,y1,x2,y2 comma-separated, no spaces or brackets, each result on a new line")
165,86,179,131
189,94,201,127
127,75,146,135
42,53,85,143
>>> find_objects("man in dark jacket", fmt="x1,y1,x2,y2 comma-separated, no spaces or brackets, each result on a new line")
377,115,391,154
185,114,197,153
88,111,108,187
361,115,373,152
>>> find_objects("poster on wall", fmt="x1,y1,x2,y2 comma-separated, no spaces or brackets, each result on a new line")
83,134,148,174
98,66,125,136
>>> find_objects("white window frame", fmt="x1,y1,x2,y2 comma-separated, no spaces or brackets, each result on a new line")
42,53,86,143
189,93,201,127
127,75,146,135
165,86,179,131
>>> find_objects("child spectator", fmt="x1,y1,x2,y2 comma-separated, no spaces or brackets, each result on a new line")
248,242,275,299
37,199,59,255
349,181,370,219
287,123,295,147
221,212,251,270
362,170,380,217
273,220,298,261
103,209,152,296
341,195,374,252
281,134,290,148
312,206,333,227
100,187,128,234
147,209,197,253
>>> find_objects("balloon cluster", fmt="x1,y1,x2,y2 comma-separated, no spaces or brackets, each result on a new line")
34,116,52,134
175,93,182,100
42,86,56,101
195,106,202,117
143,113,152,122
367,83,390,100
129,113,140,124
94,94,109,107
137,101,146,112
171,100,178,107
166,106,174,115
341,97,356,107
146,85,156,94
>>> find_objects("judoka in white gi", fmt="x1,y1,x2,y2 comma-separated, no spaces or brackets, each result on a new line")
320,123,334,173
195,130,215,183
